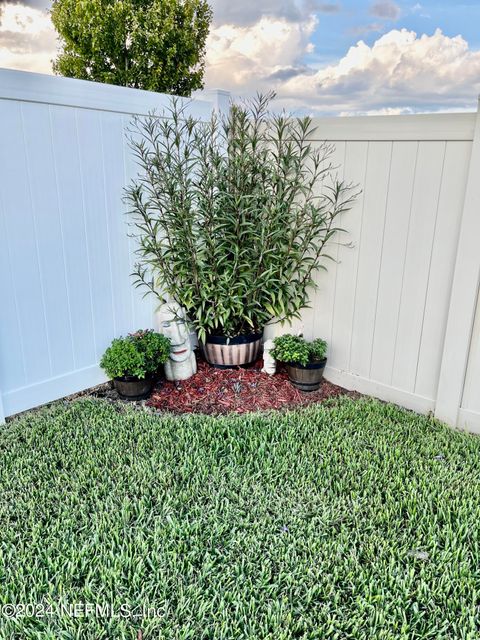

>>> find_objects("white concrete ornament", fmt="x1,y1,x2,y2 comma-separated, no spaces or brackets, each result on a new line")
155,302,197,381
262,339,276,375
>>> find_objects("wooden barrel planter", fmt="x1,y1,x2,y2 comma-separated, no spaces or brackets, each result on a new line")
286,358,327,392
201,332,263,368
113,375,154,400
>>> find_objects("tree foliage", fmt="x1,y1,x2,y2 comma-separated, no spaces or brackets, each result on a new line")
126,94,358,341
51,0,212,96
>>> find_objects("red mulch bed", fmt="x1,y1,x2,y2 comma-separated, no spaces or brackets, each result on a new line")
147,358,351,415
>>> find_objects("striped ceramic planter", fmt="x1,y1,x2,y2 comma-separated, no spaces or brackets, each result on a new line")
201,332,263,368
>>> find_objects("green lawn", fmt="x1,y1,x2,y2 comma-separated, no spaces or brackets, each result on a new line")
1,397,480,639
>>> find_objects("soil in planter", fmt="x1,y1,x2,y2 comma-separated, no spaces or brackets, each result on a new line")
146,358,355,415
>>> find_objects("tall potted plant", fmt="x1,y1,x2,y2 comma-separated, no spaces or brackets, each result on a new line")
126,94,357,367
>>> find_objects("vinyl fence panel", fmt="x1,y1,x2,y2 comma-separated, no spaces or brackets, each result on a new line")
0,69,479,433
266,108,478,430
0,69,218,418
304,114,477,426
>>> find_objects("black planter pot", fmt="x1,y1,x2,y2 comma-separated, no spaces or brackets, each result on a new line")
113,375,154,400
286,358,327,392
201,331,263,368
152,365,165,382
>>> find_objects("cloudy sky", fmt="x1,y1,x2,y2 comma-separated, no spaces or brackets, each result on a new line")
1,0,480,115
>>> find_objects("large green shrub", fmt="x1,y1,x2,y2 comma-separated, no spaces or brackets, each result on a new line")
100,330,171,379
126,94,357,341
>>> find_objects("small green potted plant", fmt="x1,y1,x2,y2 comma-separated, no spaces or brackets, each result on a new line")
271,334,327,392
100,330,171,400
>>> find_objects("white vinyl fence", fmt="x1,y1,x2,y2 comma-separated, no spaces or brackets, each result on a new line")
267,106,480,433
0,69,228,421
0,68,479,433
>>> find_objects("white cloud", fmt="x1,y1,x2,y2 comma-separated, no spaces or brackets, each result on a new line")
205,16,317,91
410,3,430,18
278,28,480,113
209,0,339,27
307,2,341,13
349,22,384,36
0,3,55,73
206,23,480,114
0,3,479,117
7,0,50,7
370,1,401,20
340,106,412,116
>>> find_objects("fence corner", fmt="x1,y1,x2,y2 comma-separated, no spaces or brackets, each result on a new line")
435,101,480,427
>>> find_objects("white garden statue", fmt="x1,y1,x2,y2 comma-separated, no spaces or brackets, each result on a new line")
155,302,197,381
262,339,276,375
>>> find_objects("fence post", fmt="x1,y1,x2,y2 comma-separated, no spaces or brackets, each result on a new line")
199,89,231,115
435,99,480,427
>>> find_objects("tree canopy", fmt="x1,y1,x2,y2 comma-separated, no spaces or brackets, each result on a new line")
51,0,212,96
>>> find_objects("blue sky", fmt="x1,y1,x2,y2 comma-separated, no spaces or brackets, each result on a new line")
309,1,480,64
1,0,480,114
